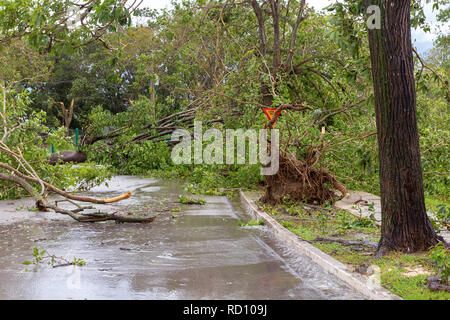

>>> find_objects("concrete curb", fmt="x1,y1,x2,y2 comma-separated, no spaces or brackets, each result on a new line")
239,190,401,300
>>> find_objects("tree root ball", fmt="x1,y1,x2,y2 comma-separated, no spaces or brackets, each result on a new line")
260,152,347,205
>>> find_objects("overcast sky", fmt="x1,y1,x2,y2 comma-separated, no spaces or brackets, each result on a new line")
140,0,333,11
139,0,445,53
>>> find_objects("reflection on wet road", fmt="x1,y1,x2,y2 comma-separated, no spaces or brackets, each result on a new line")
0,176,365,299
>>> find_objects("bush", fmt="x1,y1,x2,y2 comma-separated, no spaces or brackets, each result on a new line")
89,140,172,175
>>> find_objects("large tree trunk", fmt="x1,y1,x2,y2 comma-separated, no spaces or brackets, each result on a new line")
366,0,443,255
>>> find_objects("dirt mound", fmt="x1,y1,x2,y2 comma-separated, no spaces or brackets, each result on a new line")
260,149,347,205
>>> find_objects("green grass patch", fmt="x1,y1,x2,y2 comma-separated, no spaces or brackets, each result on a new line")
258,199,450,300
380,271,447,300
178,195,206,205
425,196,450,211
238,219,265,227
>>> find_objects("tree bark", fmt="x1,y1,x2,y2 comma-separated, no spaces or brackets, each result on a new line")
365,0,444,255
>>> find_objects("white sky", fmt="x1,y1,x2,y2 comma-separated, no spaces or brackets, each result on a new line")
140,0,332,10
139,0,445,53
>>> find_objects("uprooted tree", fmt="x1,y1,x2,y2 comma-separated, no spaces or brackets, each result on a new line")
234,0,447,254
260,107,349,205
1,0,447,245
228,0,359,205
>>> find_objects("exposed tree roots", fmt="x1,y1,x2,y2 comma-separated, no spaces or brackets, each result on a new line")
44,203,158,223
260,149,347,205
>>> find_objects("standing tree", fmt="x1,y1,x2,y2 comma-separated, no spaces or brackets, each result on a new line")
365,0,446,255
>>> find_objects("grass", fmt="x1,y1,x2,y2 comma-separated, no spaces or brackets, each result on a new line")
375,251,448,300
258,199,450,300
238,219,265,227
425,196,450,211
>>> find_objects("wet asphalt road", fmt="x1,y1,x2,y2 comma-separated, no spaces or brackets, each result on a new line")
0,176,365,299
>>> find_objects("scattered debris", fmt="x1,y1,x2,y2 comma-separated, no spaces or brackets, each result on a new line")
23,247,86,269
178,195,206,205
354,263,375,276
427,275,450,292
307,237,378,250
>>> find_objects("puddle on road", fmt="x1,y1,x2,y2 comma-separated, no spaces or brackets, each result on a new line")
0,176,366,300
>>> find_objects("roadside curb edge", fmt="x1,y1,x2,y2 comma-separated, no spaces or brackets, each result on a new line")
239,190,401,300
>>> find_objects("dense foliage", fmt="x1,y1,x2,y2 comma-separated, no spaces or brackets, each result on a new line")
0,0,448,203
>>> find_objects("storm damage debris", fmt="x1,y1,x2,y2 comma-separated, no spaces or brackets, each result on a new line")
260,127,347,205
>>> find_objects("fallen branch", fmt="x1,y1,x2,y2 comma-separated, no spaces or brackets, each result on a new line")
52,263,74,268
267,103,312,128
0,162,131,204
45,203,158,223
0,81,150,224
178,195,206,205
0,165,157,223
307,237,378,249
